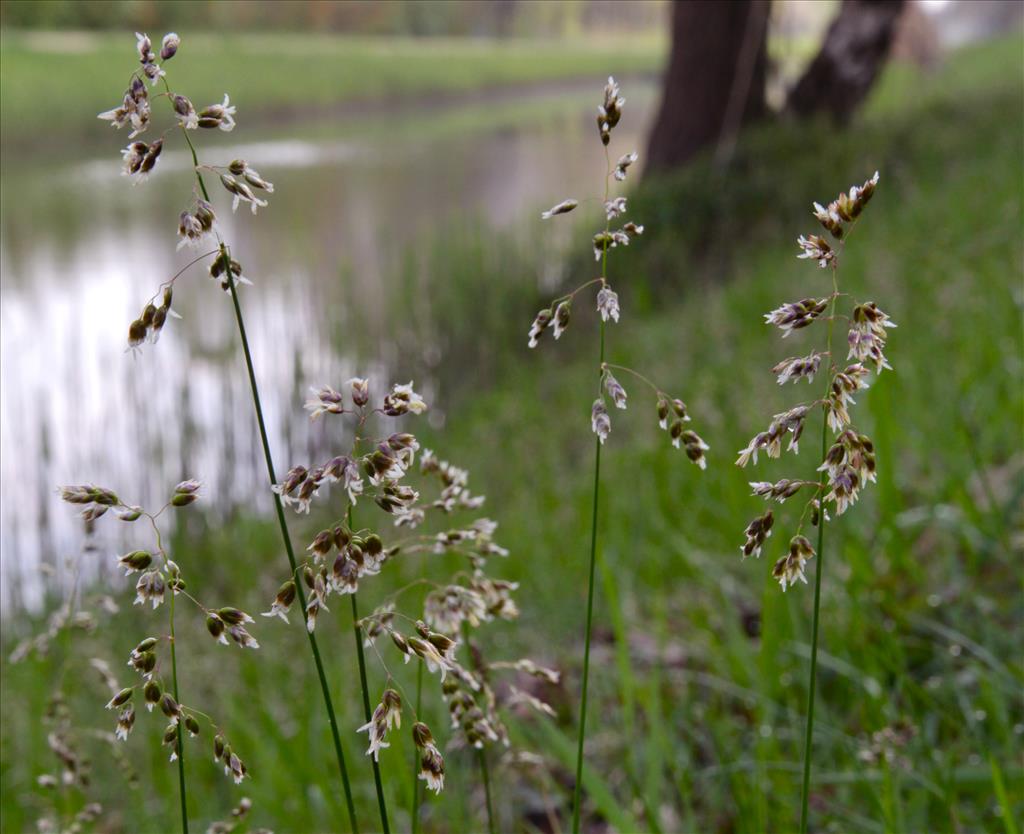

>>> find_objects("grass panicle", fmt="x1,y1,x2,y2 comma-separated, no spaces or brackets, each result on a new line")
93,31,360,831
269,378,558,830
532,76,709,832
735,171,894,831
56,481,259,831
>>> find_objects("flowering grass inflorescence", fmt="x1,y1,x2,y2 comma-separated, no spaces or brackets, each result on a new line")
736,171,889,585
736,172,893,832
58,482,258,833
98,34,273,352
94,31,366,831
90,30,560,832
270,377,559,831
532,77,708,833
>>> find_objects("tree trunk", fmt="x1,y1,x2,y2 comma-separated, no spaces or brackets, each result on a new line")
787,0,906,122
645,0,769,174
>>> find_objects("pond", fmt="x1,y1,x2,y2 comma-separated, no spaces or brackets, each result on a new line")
0,79,656,611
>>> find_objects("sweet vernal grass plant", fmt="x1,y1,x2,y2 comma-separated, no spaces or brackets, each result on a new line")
57,482,261,834
95,31,361,831
93,31,556,832
735,171,893,832
270,378,559,833
532,77,709,832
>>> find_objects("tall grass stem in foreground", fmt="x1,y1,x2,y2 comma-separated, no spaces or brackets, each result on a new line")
572,315,605,834
272,380,547,831
799,276,837,834
158,70,360,832
224,268,360,832
95,36,588,831
348,490,390,832
532,78,709,831
349,590,391,833
478,749,496,834
459,621,498,834
169,582,189,834
736,173,892,831
346,502,389,834
410,662,424,834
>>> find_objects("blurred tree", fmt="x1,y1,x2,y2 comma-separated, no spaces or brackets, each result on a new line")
787,0,906,121
492,0,518,37
645,0,907,173
645,0,770,174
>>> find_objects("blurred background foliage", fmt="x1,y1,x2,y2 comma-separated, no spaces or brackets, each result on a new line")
1,2,1021,833
0,0,665,37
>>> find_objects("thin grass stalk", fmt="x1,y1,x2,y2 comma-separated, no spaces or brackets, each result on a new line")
478,749,496,834
572,149,612,834
346,506,391,833
410,662,424,834
350,590,391,833
459,621,498,834
571,424,602,834
225,273,359,832
799,268,839,834
169,580,189,834
799,413,828,834
173,114,360,833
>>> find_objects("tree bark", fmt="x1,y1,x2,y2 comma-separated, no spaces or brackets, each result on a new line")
645,0,769,175
787,0,906,122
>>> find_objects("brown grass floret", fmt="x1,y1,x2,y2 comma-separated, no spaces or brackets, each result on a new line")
736,171,893,833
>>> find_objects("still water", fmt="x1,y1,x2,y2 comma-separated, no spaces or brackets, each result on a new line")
0,81,655,611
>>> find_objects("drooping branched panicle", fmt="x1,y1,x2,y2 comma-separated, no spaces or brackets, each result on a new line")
59,481,255,801
530,79,709,453
95,33,359,831
736,171,890,589
267,377,557,830
735,172,892,834
531,76,709,833
95,33,270,350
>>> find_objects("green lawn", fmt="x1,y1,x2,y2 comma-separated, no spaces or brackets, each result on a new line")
2,35,1022,834
0,29,664,152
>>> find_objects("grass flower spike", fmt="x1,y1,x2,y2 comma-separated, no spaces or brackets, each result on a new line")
265,377,557,833
736,171,892,832
94,31,358,831
531,76,708,833
59,481,257,830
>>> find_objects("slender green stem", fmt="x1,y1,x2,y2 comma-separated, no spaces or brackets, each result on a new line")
169,586,189,834
348,506,391,833
351,591,391,833
799,267,840,834
478,749,497,834
410,662,424,834
799,421,828,833
572,146,613,834
168,87,360,833
225,275,359,833
572,406,603,834
459,624,497,834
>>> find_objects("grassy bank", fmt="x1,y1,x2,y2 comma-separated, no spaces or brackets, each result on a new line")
415,34,1024,834
424,35,1024,833
2,35,1022,834
0,29,664,152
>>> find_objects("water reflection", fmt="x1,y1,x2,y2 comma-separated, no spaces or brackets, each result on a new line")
0,82,654,611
